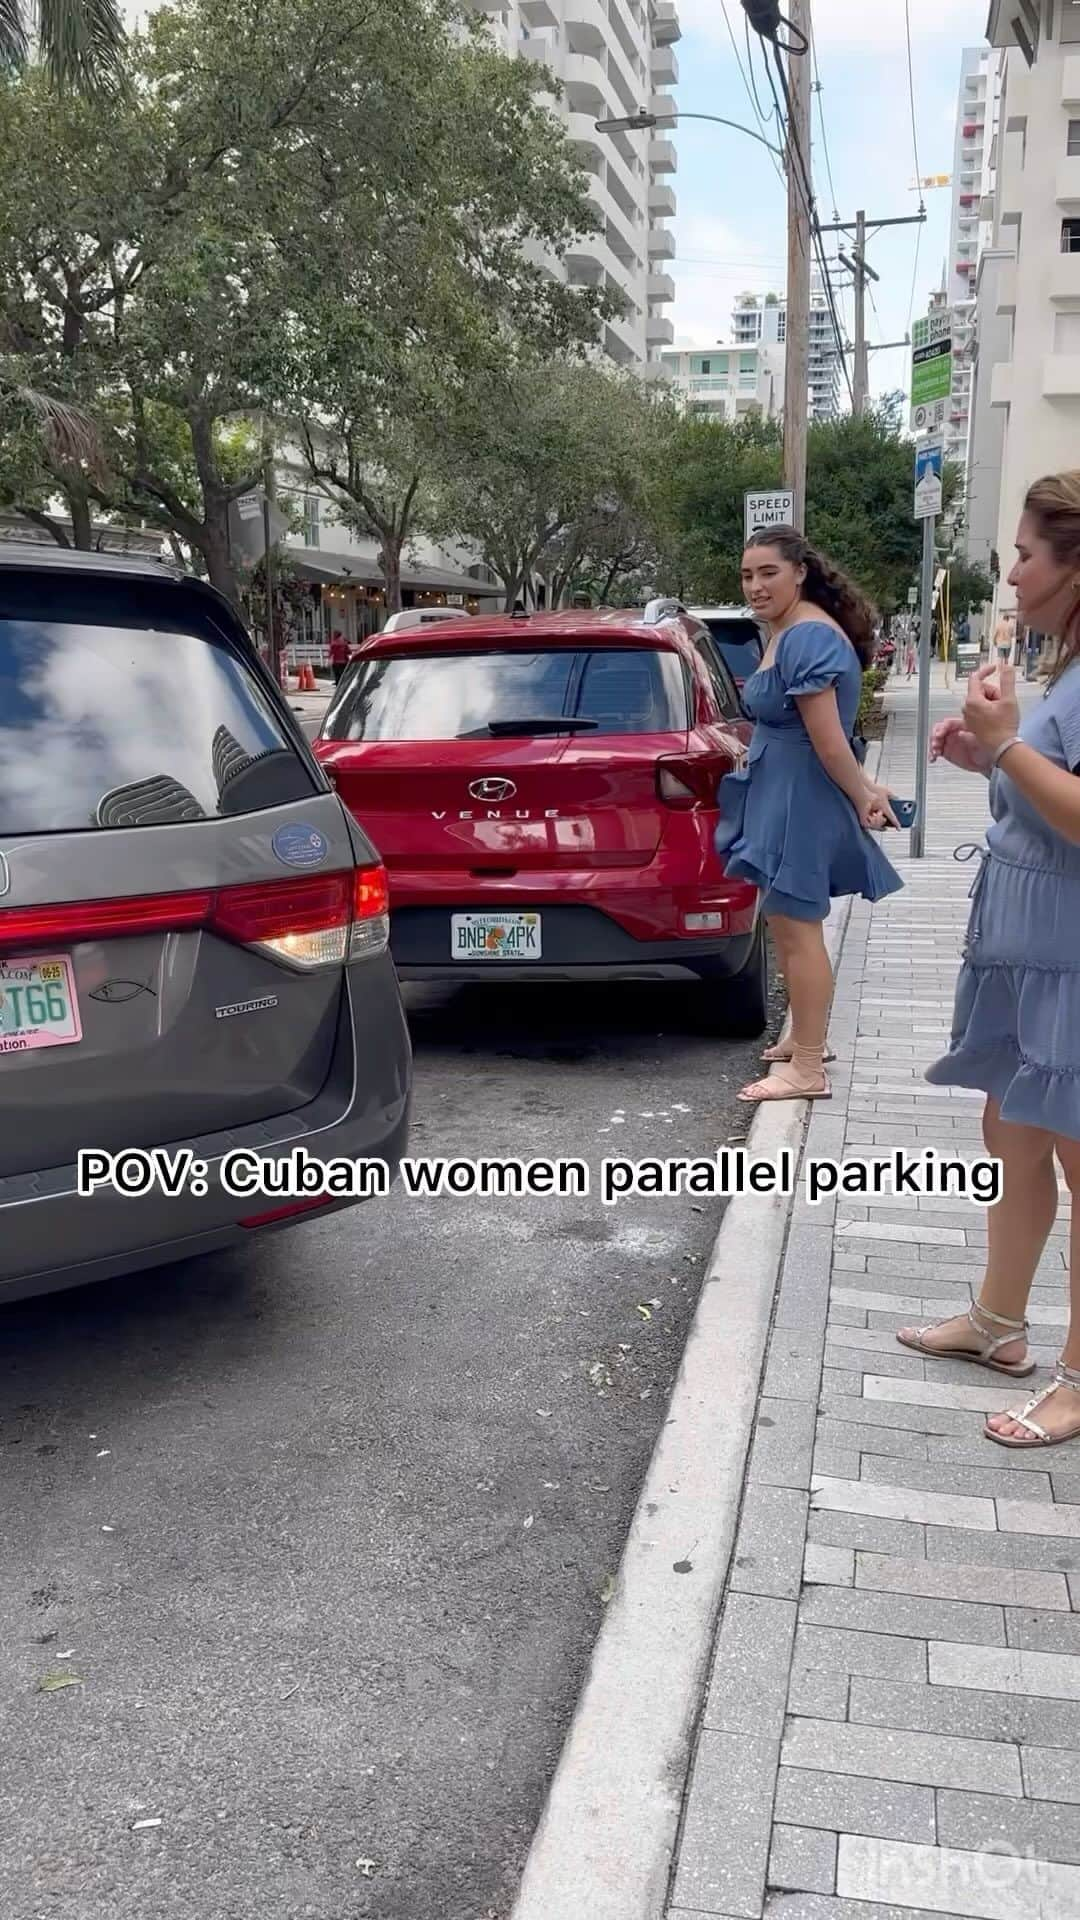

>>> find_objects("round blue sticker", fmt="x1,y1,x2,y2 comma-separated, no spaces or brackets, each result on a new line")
272,822,330,870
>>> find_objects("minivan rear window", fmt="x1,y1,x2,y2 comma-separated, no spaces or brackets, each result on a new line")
322,648,688,741
0,614,317,834
702,619,763,681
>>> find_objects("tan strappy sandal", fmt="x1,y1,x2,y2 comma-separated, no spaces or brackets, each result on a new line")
896,1301,1036,1379
985,1363,1080,1451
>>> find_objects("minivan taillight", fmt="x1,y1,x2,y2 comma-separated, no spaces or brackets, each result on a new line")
0,865,390,969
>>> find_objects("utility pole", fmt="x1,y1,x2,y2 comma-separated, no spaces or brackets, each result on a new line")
824,208,926,416
782,0,811,529
851,210,870,414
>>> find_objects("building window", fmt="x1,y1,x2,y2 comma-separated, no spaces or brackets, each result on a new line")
777,311,787,342
1064,1,1080,45
701,358,710,374
1054,310,1080,352
739,353,756,373
1069,120,1080,157
1062,219,1080,253
302,494,320,547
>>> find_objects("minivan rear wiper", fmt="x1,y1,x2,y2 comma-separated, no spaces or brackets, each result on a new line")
457,717,600,738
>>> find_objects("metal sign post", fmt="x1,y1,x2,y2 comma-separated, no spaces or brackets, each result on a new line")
910,437,942,861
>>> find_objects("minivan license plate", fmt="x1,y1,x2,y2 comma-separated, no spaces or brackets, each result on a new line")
450,913,542,961
0,954,82,1054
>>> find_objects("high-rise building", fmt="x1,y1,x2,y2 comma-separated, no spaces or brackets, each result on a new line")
658,340,785,421
964,2,1080,606
472,0,679,368
943,48,999,489
727,279,843,420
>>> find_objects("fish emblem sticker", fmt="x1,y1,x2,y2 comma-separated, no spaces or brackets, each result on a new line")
272,823,329,870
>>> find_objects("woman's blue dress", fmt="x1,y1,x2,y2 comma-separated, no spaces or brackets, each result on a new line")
714,619,903,922
926,660,1080,1141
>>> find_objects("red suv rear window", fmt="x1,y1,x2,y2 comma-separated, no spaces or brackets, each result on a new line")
322,648,688,741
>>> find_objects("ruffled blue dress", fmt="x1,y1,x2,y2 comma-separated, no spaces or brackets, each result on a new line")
714,619,903,922
926,660,1080,1140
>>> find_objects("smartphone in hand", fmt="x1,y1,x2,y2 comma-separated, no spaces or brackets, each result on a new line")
890,797,918,829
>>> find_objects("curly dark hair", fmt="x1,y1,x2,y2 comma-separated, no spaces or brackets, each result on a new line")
743,527,878,669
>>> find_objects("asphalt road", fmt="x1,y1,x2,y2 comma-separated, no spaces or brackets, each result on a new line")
1,973,783,1920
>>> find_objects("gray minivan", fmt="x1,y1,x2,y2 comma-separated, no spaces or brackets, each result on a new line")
0,545,411,1302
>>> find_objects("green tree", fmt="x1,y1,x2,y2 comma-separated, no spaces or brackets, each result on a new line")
431,361,662,610
946,559,994,621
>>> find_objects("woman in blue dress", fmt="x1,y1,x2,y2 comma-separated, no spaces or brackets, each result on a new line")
898,471,1080,1450
715,529,903,1105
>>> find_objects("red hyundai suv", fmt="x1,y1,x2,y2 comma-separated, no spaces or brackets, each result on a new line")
312,602,767,1035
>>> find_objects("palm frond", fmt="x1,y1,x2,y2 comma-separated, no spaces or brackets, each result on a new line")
0,0,30,74
27,0,127,96
3,377,108,479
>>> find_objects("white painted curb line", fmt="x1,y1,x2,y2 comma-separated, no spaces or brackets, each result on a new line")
509,894,854,1920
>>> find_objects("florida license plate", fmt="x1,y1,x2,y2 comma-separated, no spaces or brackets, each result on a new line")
0,954,82,1054
450,912,542,961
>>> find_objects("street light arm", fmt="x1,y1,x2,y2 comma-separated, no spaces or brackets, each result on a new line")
593,108,784,161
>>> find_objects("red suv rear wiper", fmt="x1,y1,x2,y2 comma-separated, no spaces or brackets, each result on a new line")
457,717,600,738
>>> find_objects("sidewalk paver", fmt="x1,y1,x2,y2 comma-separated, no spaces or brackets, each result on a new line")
667,670,1080,1920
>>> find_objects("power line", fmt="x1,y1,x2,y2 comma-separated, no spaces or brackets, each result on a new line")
718,0,787,192
808,13,840,223
903,0,926,326
764,32,856,411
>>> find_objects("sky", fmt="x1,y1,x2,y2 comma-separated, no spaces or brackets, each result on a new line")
669,0,990,401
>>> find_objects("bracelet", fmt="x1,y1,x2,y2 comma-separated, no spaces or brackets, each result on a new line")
991,735,1023,767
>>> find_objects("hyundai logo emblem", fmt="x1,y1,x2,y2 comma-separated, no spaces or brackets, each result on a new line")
0,853,9,900
468,777,517,802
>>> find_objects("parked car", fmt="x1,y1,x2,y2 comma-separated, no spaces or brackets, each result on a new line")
0,544,411,1303
685,604,765,690
313,601,767,1035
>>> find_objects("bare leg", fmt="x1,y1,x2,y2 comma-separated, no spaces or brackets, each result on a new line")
987,1133,1080,1443
740,914,831,1100
899,1099,1056,1369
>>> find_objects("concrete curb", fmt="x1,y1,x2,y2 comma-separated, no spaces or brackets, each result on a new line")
509,893,855,1920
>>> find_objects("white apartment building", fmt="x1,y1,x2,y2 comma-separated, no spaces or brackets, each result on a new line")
730,281,843,421
660,279,843,425
963,1,1080,612
658,340,785,421
945,47,999,482
472,0,679,366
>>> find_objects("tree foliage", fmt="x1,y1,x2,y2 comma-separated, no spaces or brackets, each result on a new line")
0,0,609,598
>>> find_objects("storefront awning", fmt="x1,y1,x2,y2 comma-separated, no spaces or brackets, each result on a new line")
284,545,503,598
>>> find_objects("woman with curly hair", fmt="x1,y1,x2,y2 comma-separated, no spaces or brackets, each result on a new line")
715,527,902,1105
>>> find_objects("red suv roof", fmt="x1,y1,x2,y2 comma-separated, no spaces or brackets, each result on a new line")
359,609,695,656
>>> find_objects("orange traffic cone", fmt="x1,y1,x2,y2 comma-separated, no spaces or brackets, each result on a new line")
305,663,317,692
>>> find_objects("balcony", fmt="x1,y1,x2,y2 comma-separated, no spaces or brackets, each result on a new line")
1043,355,1080,398
649,181,676,218
648,270,674,301
520,0,559,22
1064,56,1080,108
1048,252,1080,303
521,35,562,83
647,314,675,346
649,91,676,122
649,137,676,174
1058,157,1080,208
995,258,1017,316
651,44,678,86
652,0,681,46
648,224,675,259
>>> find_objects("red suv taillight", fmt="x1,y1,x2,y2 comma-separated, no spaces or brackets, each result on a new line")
656,748,740,810
0,866,390,970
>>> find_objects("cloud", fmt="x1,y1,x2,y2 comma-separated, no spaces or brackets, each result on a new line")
677,0,986,58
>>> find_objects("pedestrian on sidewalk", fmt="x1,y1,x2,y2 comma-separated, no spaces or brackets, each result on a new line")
899,469,1080,1450
329,628,350,683
904,635,917,679
714,527,902,1106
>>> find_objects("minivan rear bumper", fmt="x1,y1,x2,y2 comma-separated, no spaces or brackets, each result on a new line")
0,953,411,1304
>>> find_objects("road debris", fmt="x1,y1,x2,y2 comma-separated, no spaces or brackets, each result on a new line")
38,1671,83,1693
132,1819,162,1832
